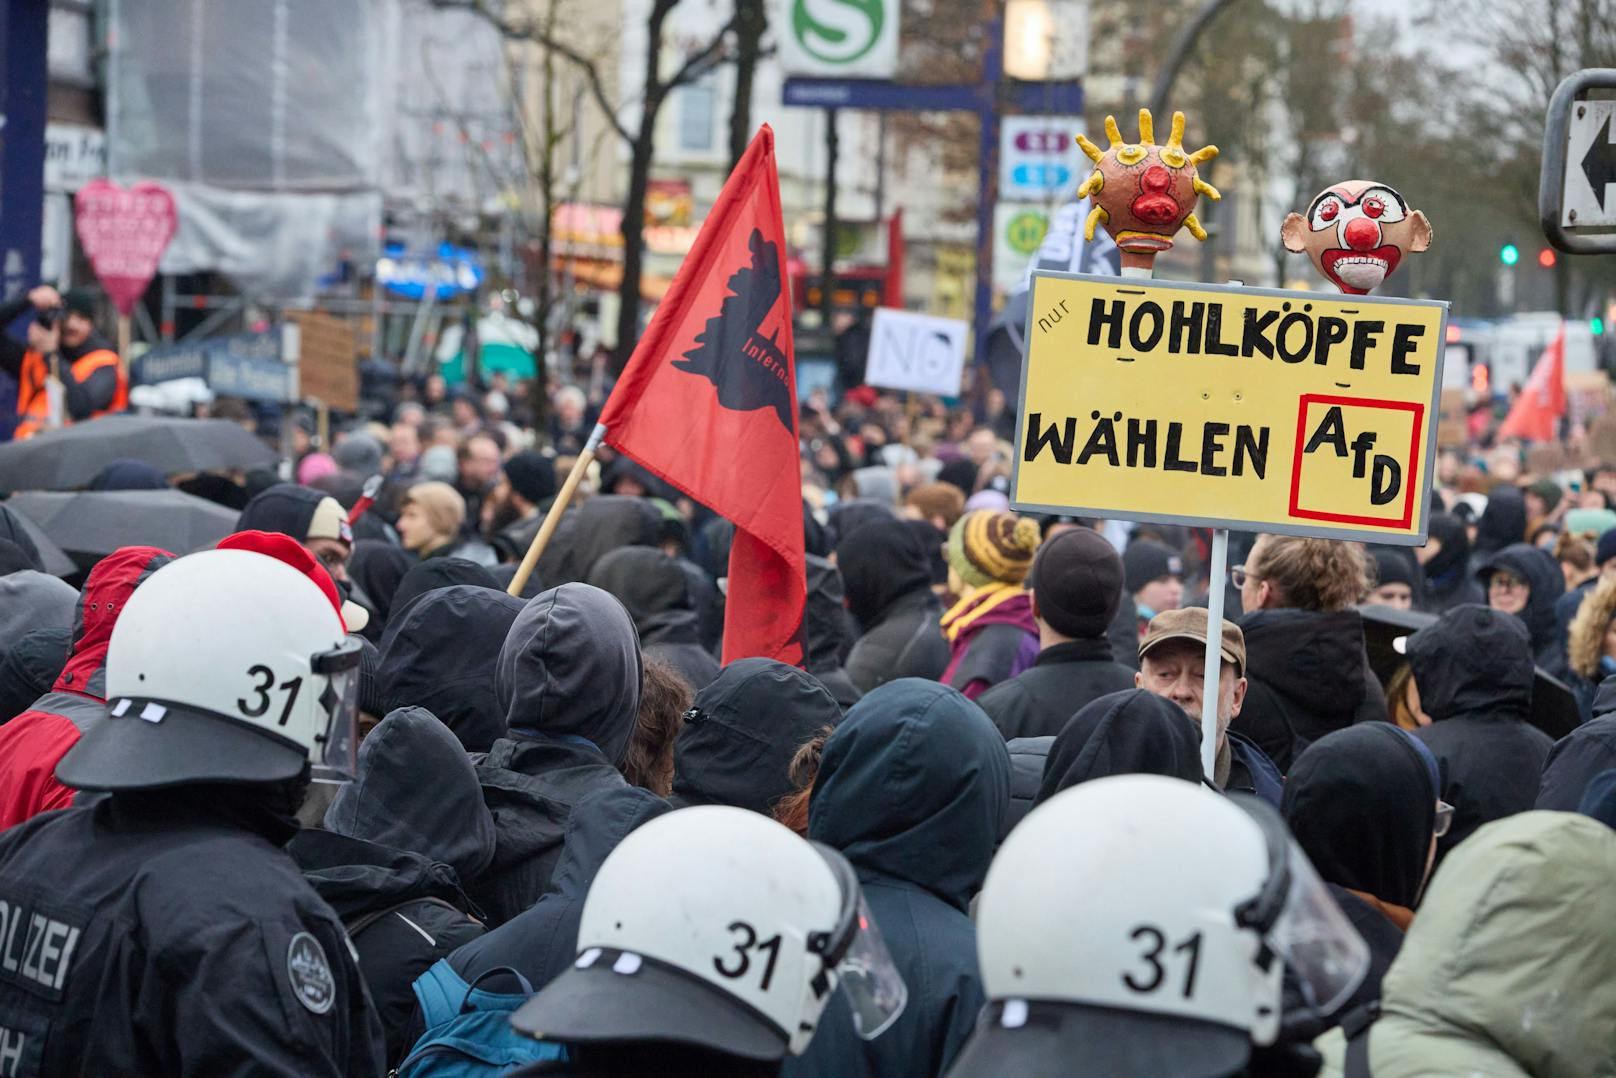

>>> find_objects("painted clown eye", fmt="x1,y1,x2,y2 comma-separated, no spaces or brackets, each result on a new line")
1363,197,1385,219
1319,202,1339,221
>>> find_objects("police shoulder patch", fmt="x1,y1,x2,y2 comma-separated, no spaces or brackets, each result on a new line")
285,931,335,1015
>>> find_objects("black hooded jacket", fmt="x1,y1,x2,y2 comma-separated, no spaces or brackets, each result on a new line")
669,658,842,814
1471,485,1527,565
1407,604,1552,862
976,637,1138,741
1537,675,1616,810
587,546,719,691
1233,607,1388,771
1419,513,1484,614
784,680,1008,1078
378,586,525,753
389,557,501,622
0,625,71,723
534,495,662,588
471,584,642,927
347,540,415,640
1034,689,1203,803
835,519,949,694
1476,543,1569,679
449,786,670,994
804,554,861,709
1281,724,1438,1018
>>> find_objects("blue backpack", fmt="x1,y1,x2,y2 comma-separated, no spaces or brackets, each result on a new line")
397,959,567,1077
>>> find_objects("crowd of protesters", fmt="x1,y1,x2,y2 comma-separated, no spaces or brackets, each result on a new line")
2,356,1616,1078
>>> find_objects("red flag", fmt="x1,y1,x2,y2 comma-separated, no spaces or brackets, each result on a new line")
1497,323,1566,443
598,127,804,665
884,208,905,308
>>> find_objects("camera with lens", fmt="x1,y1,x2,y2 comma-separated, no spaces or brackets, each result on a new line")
34,306,62,329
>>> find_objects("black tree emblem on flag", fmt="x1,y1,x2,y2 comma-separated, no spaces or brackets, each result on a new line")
673,228,793,432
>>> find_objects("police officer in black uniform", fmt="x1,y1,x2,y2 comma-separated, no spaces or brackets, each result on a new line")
0,540,386,1077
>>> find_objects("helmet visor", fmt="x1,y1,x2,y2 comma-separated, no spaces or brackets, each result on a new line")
810,843,908,1040
1269,839,1370,1016
310,637,362,783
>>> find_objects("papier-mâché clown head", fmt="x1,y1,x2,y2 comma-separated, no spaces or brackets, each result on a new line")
1076,108,1219,272
1281,180,1433,295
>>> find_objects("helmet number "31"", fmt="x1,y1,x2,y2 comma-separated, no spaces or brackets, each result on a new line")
713,919,783,992
237,664,304,727
1122,924,1203,999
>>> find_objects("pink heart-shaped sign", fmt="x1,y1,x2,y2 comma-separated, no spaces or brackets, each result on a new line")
73,179,178,317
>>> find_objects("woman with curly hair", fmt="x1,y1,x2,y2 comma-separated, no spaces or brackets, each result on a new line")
1567,575,1616,721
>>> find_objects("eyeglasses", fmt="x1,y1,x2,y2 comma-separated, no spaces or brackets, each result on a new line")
1230,565,1260,589
1434,800,1455,838
1488,573,1528,592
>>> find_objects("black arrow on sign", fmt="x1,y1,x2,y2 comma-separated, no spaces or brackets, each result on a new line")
1584,112,1616,213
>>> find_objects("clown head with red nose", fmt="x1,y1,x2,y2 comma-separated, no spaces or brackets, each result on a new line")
1282,181,1433,294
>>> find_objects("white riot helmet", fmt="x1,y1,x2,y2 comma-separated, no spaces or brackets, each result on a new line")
56,548,362,791
511,805,907,1059
950,775,1368,1078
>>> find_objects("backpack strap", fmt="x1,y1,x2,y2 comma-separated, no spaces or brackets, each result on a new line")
1340,1000,1380,1078
459,966,535,1012
347,896,477,942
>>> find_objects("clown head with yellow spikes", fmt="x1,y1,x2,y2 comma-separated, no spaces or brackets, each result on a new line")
1075,108,1219,272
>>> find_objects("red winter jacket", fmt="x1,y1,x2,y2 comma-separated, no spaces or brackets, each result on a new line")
0,546,172,830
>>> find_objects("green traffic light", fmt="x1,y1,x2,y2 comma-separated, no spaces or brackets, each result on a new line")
1500,243,1520,266
1594,317,1607,336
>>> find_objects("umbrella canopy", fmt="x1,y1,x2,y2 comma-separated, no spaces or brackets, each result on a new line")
0,416,276,492
6,489,239,564
0,503,77,577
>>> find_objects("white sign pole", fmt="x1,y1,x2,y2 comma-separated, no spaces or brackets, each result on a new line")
1200,528,1228,780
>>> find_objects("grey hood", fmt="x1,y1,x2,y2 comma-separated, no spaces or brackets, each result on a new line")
0,571,77,650
324,705,497,881
496,582,643,766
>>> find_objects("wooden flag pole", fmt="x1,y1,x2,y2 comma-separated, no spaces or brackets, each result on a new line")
508,423,606,597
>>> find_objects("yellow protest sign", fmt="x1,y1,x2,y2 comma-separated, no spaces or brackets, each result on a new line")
1011,272,1448,544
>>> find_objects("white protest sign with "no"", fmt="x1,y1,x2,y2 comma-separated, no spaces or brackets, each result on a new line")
864,309,969,396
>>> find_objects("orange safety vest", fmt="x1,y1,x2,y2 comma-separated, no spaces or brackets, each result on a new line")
15,348,128,440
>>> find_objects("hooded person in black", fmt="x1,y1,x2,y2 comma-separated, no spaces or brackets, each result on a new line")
534,495,662,588
0,625,70,723
1476,541,1569,679
471,583,642,926
297,707,495,1065
803,554,861,709
782,679,1009,1078
347,539,416,641
587,546,720,691
1033,689,1204,804
1537,675,1616,810
445,786,671,996
1470,485,1528,567
1281,724,1440,1020
388,557,501,621
1406,604,1552,864
669,658,842,814
836,519,950,694
378,585,525,753
1417,513,1483,614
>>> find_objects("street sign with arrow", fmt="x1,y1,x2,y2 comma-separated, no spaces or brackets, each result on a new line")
1540,69,1616,254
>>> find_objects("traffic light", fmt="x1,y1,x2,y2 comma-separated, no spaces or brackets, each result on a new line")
1538,247,1556,268
1594,316,1607,336
1499,243,1520,266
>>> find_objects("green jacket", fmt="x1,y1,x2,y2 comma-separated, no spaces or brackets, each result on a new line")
1319,811,1616,1077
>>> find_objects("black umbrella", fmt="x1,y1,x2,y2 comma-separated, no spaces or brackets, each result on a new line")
6,489,239,564
1358,603,1582,741
0,502,77,577
0,416,277,492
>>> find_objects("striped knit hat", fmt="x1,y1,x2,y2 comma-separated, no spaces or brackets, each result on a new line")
946,510,1041,589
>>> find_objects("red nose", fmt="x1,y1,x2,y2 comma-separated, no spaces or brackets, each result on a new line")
1141,165,1172,193
1343,216,1380,251
1131,166,1181,226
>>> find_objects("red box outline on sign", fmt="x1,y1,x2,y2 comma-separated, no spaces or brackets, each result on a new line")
1288,394,1424,529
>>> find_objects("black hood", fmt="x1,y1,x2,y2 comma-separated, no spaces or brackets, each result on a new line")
1474,486,1527,557
803,502,830,558
1281,724,1438,909
1476,543,1564,651
835,518,934,631
235,482,326,541
379,585,524,753
348,540,416,628
389,557,500,621
1405,604,1534,722
586,546,703,646
809,678,1009,911
1594,675,1616,718
904,519,950,586
670,658,842,815
324,705,497,881
1422,512,1471,583
1240,608,1371,722
536,495,662,587
827,499,900,547
1034,689,1203,804
497,583,643,766
289,828,472,921
804,554,858,673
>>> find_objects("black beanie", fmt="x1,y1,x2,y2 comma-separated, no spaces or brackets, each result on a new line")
504,451,557,507
1029,528,1124,639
